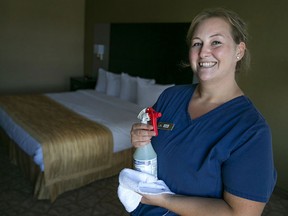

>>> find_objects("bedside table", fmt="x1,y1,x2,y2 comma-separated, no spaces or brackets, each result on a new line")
70,77,97,91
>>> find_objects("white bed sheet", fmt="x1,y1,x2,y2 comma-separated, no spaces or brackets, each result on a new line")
0,90,142,171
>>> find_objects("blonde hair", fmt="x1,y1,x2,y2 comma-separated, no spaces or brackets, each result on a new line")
186,8,250,73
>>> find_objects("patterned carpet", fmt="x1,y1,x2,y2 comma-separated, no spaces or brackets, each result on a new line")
0,142,287,216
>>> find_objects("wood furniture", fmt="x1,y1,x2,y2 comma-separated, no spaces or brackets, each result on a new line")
70,76,96,91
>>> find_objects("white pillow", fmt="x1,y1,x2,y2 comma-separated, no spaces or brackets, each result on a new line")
137,79,174,107
137,76,156,86
106,71,121,97
95,68,107,92
120,73,138,103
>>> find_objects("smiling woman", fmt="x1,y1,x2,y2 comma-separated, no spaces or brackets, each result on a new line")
186,8,250,75
125,8,277,216
189,17,246,84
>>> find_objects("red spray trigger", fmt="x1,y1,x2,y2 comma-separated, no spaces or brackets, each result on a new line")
146,107,162,136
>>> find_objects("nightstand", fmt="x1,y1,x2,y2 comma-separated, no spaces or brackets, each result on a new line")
70,77,97,91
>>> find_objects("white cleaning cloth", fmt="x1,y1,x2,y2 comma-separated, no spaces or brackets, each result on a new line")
117,168,174,212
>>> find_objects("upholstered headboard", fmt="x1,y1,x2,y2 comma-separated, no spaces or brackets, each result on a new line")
109,23,193,85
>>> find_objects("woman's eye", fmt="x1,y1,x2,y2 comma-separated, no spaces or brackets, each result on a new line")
212,41,222,46
191,42,202,47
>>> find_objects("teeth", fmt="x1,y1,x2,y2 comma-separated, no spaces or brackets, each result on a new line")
199,62,216,67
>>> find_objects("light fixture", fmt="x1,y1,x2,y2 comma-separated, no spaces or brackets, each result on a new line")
94,44,105,60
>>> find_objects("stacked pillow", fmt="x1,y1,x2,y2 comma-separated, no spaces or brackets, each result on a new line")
95,68,107,93
136,80,174,107
95,68,174,107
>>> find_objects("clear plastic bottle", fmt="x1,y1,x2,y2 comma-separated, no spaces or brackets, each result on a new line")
133,107,161,178
133,142,158,177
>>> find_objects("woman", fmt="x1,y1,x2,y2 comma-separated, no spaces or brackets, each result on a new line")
130,8,277,216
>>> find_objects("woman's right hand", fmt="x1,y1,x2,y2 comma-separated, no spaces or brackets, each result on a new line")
130,123,156,148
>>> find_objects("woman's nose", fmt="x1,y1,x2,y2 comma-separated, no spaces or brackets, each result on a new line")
199,45,211,58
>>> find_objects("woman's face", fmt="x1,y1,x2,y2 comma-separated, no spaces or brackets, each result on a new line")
189,17,244,83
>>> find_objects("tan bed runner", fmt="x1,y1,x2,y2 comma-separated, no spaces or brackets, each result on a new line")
0,94,113,188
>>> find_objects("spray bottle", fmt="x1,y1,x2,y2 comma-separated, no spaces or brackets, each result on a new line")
133,107,162,177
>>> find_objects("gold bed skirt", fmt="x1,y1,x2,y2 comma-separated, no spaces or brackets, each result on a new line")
0,128,133,201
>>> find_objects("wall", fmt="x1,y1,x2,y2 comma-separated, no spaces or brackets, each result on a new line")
0,0,85,93
92,24,110,76
86,0,288,191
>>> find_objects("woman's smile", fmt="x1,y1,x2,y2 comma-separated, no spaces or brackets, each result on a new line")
199,61,217,68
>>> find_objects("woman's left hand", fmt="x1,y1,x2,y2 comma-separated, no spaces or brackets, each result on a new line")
140,193,173,207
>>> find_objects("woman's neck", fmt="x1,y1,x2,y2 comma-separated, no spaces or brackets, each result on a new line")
189,80,244,120
194,80,244,105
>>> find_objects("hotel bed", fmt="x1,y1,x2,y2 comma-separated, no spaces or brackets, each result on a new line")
0,68,175,202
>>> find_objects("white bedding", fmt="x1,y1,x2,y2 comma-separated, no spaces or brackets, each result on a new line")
0,90,141,171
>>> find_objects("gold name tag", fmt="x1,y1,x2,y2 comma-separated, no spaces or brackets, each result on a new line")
158,122,175,131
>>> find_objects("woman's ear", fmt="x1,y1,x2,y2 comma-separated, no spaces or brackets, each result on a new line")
236,42,246,60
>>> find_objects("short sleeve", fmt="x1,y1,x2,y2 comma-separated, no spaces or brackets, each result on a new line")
222,123,277,202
